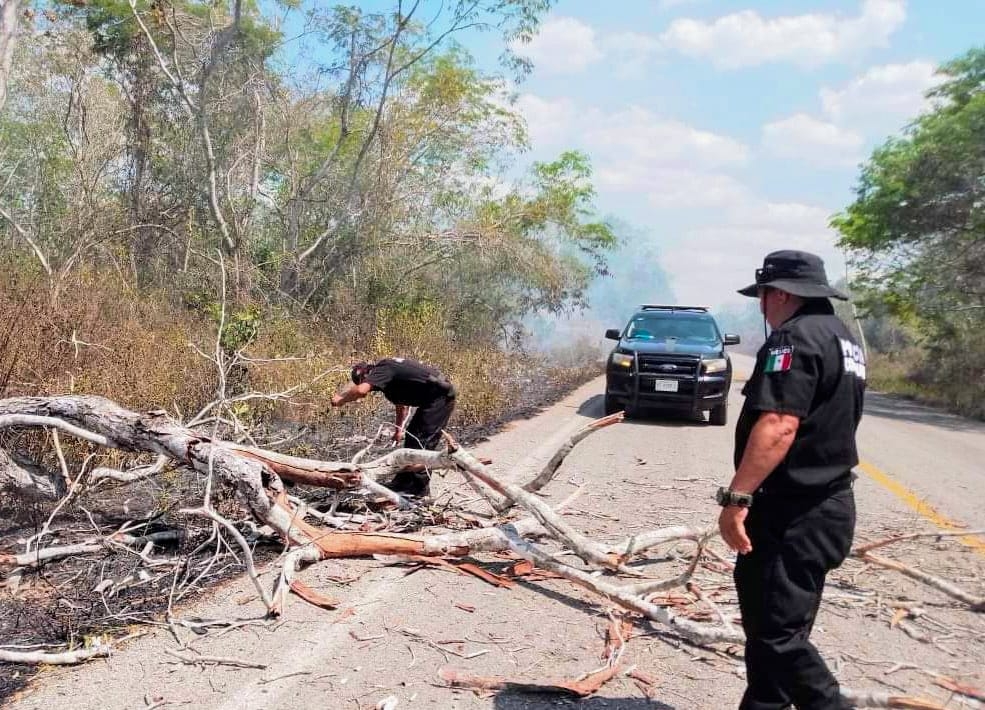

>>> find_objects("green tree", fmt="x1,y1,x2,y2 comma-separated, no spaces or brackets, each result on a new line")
1,0,611,350
833,46,985,415
834,47,985,317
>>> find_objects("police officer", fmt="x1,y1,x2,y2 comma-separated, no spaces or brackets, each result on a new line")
717,250,866,710
331,357,456,497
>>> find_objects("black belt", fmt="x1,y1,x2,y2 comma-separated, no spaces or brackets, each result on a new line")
758,472,855,499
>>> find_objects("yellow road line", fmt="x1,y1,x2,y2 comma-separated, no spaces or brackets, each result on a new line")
857,461,985,554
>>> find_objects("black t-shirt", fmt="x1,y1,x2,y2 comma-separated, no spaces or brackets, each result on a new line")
365,358,455,407
734,300,866,491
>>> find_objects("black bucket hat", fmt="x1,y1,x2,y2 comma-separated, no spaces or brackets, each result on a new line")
738,250,848,300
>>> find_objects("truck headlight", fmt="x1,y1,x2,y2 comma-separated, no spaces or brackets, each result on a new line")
612,353,634,368
703,358,728,374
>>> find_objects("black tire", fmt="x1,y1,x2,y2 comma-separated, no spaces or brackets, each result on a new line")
603,394,620,416
709,402,727,426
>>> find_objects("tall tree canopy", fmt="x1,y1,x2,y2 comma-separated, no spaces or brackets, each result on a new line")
834,46,985,414
0,0,614,345
834,46,985,319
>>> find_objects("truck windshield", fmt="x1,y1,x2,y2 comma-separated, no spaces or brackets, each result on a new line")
625,315,720,344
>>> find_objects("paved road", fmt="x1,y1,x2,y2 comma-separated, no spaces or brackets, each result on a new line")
9,359,985,710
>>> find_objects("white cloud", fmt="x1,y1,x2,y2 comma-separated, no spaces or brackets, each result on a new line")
509,95,843,306
597,166,748,209
663,200,844,306
514,98,750,207
820,60,940,132
515,17,663,79
585,106,749,168
514,94,578,148
514,99,748,169
511,17,603,75
659,0,907,69
736,201,833,233
762,113,864,167
761,60,942,168
599,32,662,79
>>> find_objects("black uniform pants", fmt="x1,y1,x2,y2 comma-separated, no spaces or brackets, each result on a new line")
389,395,456,495
735,485,855,710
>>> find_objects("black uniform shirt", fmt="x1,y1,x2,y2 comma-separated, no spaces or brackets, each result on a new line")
365,358,455,408
734,300,866,491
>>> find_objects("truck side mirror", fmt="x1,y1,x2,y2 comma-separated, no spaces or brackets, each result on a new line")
723,334,741,345
604,328,621,340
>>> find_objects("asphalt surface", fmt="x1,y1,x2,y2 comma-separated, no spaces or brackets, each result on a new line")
6,354,984,709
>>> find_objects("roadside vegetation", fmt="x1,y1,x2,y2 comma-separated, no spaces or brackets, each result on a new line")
0,1,608,695
0,0,609,426
835,46,985,419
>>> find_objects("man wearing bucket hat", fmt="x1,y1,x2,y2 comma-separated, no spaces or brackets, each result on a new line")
332,357,456,497
717,250,866,709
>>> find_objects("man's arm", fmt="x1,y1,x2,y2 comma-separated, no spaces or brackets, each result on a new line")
331,382,372,407
392,404,408,443
719,411,800,554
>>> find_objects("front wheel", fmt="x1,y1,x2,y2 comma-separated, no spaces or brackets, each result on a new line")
709,402,727,426
604,394,620,415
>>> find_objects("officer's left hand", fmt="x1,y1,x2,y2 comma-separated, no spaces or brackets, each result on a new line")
718,506,752,554
331,394,344,407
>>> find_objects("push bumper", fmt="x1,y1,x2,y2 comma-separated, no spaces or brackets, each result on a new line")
606,369,729,413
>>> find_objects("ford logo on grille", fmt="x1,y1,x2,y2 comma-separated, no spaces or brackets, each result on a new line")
657,364,677,372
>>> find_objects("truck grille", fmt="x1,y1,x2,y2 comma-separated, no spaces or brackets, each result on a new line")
637,354,700,377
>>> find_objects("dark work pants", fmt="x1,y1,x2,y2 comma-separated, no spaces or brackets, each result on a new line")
735,486,856,710
389,395,456,495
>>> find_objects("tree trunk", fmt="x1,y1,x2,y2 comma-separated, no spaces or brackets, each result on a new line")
128,49,155,283
0,0,20,114
0,448,63,500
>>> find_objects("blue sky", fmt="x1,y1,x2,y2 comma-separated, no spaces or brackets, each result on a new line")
476,0,984,309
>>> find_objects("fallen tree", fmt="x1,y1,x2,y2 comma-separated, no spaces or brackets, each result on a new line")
0,397,733,640
1,395,980,708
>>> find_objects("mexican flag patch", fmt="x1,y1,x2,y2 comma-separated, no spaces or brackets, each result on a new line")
765,346,793,373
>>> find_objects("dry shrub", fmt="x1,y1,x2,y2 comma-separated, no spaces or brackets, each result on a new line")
367,305,514,427
917,328,985,420
0,263,214,411
869,336,985,420
867,348,927,400
0,265,601,456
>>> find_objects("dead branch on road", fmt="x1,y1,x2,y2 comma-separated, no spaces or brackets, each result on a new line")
439,664,624,698
0,645,113,666
0,632,144,666
852,532,985,610
1,394,981,709
0,448,64,500
854,530,985,556
839,688,949,709
164,648,268,670
855,550,985,611
1,395,736,654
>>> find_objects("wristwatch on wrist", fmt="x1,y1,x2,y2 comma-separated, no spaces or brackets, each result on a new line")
715,486,753,508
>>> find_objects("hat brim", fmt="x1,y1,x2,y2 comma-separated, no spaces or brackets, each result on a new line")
738,279,848,300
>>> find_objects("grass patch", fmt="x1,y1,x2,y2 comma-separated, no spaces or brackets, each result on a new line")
868,346,985,420
0,263,601,450
867,350,926,400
